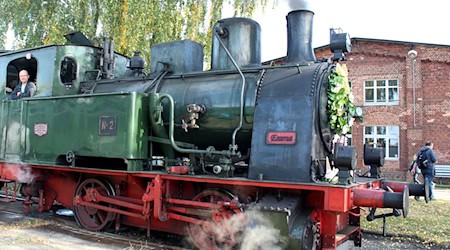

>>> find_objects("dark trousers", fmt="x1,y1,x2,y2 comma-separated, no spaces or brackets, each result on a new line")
422,168,435,200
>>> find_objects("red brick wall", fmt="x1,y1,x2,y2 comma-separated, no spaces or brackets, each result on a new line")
315,39,450,180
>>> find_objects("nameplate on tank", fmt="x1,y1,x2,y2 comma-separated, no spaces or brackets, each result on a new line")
34,123,48,137
266,132,296,145
99,116,117,135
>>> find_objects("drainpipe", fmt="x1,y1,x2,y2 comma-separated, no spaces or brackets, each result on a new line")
407,50,418,127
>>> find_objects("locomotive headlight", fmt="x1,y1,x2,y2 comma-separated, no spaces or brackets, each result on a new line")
334,144,357,170
363,144,385,167
330,32,352,53
329,29,352,61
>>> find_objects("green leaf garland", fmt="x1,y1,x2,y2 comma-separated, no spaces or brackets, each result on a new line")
327,63,356,136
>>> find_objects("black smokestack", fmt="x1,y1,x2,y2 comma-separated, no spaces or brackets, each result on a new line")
285,5,316,63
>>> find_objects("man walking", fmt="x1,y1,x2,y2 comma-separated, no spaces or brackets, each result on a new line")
417,141,437,201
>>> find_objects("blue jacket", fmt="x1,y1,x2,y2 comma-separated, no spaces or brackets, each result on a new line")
10,82,32,100
418,146,437,174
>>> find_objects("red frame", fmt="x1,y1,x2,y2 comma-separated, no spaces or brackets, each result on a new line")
0,162,405,249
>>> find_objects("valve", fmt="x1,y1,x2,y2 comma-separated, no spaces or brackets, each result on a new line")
181,104,206,132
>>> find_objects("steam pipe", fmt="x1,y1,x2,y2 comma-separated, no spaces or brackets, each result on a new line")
149,94,175,159
213,29,246,152
157,94,238,157
102,40,115,79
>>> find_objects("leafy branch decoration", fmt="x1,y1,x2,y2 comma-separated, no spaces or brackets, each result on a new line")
327,63,355,136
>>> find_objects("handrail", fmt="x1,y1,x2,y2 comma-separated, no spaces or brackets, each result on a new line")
213,28,245,152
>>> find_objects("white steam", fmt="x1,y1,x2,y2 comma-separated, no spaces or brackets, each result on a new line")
3,164,37,184
239,211,284,250
286,0,313,11
187,210,285,250
16,166,36,184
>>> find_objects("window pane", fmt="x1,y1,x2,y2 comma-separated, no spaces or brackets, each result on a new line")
364,125,400,159
365,80,374,87
377,88,386,102
377,126,386,135
388,80,398,86
377,138,386,148
389,139,399,158
388,126,399,136
376,80,385,87
389,87,398,101
365,89,374,102
365,138,375,147
365,126,374,135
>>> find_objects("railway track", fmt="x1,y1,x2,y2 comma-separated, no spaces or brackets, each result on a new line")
0,193,188,250
2,191,446,250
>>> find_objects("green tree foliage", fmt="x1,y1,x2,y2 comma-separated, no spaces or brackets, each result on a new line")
0,0,272,67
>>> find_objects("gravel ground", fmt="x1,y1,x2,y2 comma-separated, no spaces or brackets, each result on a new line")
1,215,448,250
0,226,132,250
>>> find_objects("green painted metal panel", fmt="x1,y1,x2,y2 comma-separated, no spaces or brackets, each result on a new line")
0,100,27,161
52,46,98,96
2,92,148,165
51,45,128,96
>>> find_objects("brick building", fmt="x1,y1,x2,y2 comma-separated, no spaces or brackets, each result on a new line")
322,38,450,180
269,38,450,181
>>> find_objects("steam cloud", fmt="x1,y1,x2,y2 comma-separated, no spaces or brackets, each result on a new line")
187,210,285,250
16,166,36,184
4,164,37,184
286,0,312,11
238,211,284,250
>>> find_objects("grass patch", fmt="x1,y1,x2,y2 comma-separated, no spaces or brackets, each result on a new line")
361,196,450,247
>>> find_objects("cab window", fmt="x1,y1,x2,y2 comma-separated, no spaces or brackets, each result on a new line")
60,57,77,84
6,56,38,97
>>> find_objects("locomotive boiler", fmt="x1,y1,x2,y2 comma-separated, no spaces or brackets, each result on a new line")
0,5,429,250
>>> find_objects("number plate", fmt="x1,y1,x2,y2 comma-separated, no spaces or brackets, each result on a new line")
99,116,117,135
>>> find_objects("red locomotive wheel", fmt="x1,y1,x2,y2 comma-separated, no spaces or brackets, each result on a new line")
73,178,116,231
187,189,243,250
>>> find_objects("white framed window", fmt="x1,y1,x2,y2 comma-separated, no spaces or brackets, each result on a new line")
364,79,399,105
364,125,399,159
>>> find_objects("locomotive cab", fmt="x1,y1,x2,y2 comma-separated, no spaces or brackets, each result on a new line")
0,44,129,99
0,44,131,165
